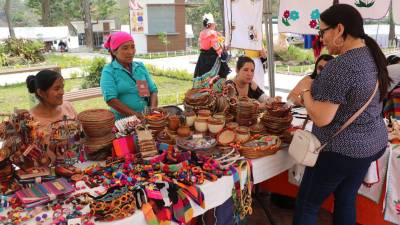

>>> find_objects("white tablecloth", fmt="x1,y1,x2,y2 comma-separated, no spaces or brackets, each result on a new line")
252,149,295,184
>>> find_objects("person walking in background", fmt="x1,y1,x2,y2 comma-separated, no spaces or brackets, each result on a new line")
194,13,230,79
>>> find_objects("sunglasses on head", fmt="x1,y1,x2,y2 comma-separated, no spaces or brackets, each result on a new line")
318,27,331,38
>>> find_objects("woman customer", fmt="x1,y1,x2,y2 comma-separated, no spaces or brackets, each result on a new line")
292,4,390,225
226,56,279,108
27,69,77,129
287,54,334,105
194,13,230,79
100,31,158,120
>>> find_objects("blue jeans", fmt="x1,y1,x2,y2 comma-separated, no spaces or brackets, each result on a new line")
292,149,384,225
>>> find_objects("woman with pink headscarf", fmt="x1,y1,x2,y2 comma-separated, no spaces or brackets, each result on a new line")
100,31,158,119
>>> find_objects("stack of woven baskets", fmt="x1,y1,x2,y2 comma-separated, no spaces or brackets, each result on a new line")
78,109,115,156
261,102,292,135
239,135,281,159
184,88,216,112
235,97,259,126
145,108,168,136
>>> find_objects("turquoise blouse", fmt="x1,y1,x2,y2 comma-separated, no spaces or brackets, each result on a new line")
100,60,158,120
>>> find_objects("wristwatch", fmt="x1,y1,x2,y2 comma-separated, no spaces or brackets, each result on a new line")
300,89,311,101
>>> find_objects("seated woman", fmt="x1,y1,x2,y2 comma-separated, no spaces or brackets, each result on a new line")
244,48,268,91
226,56,279,108
100,31,158,120
26,69,77,129
287,54,334,106
26,69,77,166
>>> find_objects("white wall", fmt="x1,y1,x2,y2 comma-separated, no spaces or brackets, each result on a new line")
68,36,80,49
121,25,147,53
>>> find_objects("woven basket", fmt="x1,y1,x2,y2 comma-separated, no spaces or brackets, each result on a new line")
238,138,282,159
78,109,115,138
84,133,115,154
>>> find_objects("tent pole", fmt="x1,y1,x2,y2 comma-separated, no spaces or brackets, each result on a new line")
264,0,275,97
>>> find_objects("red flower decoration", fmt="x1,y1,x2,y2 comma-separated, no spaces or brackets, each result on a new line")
309,20,317,28
283,10,290,19
396,202,400,214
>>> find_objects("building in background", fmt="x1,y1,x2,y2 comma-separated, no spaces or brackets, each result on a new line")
70,20,116,48
0,26,79,51
127,0,186,53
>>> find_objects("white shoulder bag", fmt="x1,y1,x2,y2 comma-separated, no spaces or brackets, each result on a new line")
289,82,379,167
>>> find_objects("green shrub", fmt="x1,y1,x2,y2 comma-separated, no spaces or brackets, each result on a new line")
70,72,79,79
44,54,91,68
2,38,44,65
145,64,192,81
82,57,107,89
274,45,314,65
0,54,6,66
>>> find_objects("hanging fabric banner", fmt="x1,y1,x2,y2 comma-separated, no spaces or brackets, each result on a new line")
393,0,400,24
339,0,391,19
129,0,144,33
224,0,263,50
383,145,400,224
278,0,333,34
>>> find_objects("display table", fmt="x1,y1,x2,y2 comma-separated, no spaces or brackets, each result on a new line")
97,148,296,225
259,145,400,225
2,148,295,225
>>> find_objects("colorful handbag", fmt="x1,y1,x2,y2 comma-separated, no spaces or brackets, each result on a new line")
112,135,136,157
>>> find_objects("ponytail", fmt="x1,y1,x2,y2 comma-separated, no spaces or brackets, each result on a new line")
363,35,391,102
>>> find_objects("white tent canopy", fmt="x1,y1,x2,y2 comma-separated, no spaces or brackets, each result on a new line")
0,26,69,41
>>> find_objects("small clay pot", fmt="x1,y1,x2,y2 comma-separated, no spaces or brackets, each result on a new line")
168,115,180,131
235,126,250,143
177,125,191,137
184,111,196,127
197,109,211,119
226,122,239,130
194,118,208,133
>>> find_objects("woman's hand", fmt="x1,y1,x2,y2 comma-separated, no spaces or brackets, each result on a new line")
296,76,313,91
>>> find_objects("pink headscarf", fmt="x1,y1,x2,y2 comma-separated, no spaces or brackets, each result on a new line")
104,31,134,51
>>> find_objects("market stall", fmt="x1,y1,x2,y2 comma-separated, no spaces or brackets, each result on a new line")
0,82,299,225
260,134,400,225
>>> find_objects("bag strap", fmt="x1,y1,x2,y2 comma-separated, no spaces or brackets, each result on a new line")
319,81,379,151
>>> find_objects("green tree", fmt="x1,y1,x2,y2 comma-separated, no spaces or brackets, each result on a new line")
91,0,118,20
4,0,15,38
158,32,171,55
186,0,222,46
26,0,118,26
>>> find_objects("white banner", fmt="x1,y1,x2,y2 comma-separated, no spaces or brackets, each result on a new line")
339,0,391,19
224,0,263,50
278,0,333,34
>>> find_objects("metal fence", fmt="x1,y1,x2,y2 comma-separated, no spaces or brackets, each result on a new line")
135,49,200,59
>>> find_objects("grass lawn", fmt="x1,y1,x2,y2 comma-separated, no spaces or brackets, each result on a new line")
0,76,192,114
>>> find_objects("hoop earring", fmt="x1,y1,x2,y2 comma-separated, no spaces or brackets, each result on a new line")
333,36,344,47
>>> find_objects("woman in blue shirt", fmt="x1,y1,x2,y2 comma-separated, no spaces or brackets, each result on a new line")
100,31,158,119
